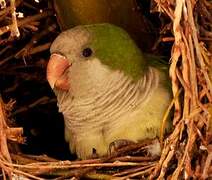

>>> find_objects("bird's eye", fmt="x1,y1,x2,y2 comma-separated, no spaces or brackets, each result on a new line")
82,48,93,57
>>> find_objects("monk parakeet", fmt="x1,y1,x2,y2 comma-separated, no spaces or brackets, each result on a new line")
47,23,171,159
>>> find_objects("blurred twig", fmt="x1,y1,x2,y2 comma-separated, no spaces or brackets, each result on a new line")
0,10,53,37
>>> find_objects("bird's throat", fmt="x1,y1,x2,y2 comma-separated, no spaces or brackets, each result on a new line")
56,67,160,133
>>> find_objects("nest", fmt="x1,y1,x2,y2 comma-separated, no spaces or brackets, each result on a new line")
0,0,212,179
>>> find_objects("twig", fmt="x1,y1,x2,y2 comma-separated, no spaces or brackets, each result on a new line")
0,54,14,67
5,128,24,143
19,154,58,163
160,88,182,146
202,145,212,179
23,1,39,11
3,161,152,169
28,42,51,55
12,96,56,116
117,166,155,179
113,163,156,177
0,45,12,56
15,23,57,59
0,97,13,178
0,10,53,36
0,98,12,163
0,0,21,17
10,0,20,37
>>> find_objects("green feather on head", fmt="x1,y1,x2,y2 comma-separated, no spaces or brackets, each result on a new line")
85,23,148,80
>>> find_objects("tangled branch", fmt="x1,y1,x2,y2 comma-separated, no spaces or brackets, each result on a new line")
151,0,212,179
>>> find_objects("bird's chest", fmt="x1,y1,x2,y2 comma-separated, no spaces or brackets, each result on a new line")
59,65,163,139
64,93,132,132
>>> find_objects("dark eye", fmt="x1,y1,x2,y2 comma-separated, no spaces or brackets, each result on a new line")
82,48,93,57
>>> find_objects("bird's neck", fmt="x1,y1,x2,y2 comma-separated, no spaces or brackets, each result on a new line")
55,65,160,132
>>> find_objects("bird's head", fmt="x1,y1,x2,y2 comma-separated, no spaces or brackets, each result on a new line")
47,23,147,93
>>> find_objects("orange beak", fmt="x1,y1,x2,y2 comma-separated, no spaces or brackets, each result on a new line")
47,53,71,91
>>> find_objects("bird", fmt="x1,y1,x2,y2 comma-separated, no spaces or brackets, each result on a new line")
46,23,172,159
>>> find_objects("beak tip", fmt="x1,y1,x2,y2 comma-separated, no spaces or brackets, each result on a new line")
46,76,55,89
49,83,55,89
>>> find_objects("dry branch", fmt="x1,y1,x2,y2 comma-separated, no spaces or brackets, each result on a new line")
0,97,24,179
0,10,53,38
151,0,212,179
